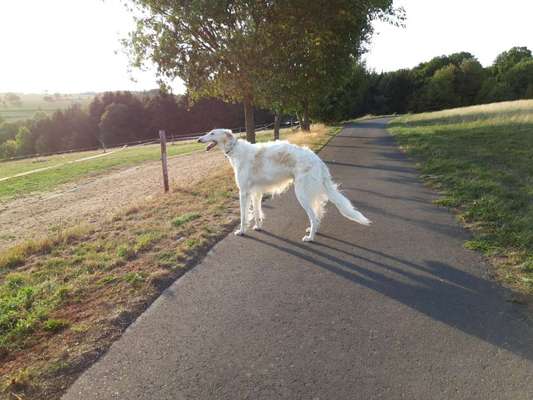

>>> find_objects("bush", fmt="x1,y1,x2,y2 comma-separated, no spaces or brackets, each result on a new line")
504,60,533,100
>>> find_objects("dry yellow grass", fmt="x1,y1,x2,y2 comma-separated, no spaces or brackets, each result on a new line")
402,99,533,126
287,123,338,149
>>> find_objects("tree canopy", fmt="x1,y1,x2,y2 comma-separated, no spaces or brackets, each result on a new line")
123,0,403,140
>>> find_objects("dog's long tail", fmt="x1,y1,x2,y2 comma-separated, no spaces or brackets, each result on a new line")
321,166,371,226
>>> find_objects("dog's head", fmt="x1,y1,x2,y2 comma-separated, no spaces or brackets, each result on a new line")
197,129,236,152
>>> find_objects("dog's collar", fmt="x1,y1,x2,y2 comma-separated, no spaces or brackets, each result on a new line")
224,139,237,156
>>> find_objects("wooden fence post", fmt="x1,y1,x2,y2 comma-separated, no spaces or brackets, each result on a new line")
159,130,169,193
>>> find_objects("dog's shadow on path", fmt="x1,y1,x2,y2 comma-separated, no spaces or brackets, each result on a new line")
245,231,533,362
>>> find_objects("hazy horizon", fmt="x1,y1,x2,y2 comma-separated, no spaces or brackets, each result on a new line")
1,0,532,94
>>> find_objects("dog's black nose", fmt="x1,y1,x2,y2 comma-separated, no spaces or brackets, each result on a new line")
197,138,202,143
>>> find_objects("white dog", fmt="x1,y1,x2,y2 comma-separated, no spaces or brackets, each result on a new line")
198,129,371,241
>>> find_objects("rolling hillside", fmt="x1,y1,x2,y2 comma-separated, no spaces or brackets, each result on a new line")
0,93,94,122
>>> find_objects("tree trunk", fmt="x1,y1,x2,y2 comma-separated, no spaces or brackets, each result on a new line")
302,101,311,132
274,112,281,140
243,97,256,143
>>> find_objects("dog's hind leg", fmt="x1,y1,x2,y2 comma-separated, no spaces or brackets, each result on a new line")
294,179,318,242
251,192,264,230
235,191,251,236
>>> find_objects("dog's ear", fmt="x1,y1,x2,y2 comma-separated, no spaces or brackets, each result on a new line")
225,130,235,140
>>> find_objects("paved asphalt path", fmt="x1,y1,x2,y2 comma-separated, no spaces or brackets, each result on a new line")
64,119,533,400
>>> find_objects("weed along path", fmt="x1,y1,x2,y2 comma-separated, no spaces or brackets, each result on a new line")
63,119,533,400
0,150,224,251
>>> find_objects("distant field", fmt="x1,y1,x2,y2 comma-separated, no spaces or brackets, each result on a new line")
0,126,294,200
0,93,94,122
389,100,533,290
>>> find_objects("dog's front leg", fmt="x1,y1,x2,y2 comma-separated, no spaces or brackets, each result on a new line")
235,191,250,236
251,192,264,230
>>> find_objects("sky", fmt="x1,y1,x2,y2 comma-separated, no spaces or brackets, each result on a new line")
0,0,185,94
0,0,532,94
364,0,533,72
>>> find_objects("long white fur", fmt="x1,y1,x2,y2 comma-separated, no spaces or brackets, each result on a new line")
198,129,371,241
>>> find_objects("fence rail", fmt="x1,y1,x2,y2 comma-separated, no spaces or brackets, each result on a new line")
0,120,297,164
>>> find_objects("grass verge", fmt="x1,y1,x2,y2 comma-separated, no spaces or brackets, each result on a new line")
388,100,533,292
0,124,337,400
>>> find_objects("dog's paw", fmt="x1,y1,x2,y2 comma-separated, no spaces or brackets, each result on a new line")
252,225,262,231
302,235,314,242
234,229,245,236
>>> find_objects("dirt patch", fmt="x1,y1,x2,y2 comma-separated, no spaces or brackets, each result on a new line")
0,150,225,251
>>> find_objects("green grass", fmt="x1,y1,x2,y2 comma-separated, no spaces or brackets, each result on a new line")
172,212,201,227
0,272,72,352
388,100,533,289
43,319,70,333
0,149,104,179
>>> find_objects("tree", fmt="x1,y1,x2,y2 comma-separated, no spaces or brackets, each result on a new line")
0,140,17,159
412,52,475,81
377,69,415,114
124,0,273,143
98,103,132,148
314,62,371,122
124,0,402,140
15,126,35,155
457,58,485,105
493,46,532,76
423,64,461,111
504,59,533,99
0,121,19,143
256,0,402,131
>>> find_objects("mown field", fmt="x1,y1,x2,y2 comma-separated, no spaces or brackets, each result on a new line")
0,124,337,400
389,100,533,291
0,141,203,200
0,127,293,201
0,94,93,122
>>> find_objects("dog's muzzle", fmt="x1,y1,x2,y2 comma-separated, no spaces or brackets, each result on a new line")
198,137,217,151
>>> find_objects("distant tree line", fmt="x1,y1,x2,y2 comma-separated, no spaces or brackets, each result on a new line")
316,46,533,122
0,92,273,159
